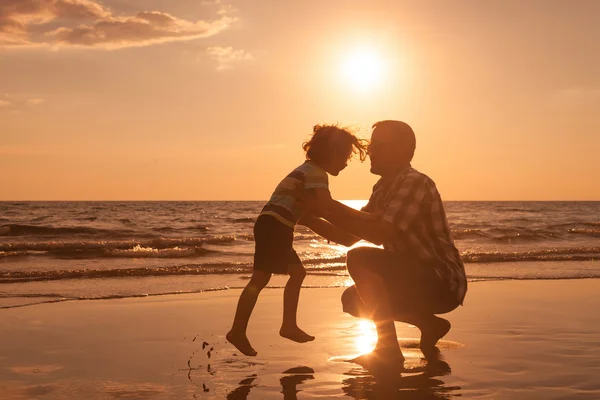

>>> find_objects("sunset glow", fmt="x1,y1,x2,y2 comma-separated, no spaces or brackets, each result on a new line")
1,1,599,200
341,48,385,92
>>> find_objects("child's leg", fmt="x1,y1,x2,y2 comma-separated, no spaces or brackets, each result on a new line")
280,263,315,343
227,270,271,356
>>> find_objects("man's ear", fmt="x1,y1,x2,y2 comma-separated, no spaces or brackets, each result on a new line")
399,147,412,163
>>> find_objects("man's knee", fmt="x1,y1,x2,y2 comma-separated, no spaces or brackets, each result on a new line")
347,247,373,276
346,247,365,274
341,285,364,318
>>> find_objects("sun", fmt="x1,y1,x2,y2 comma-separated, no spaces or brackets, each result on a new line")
341,48,385,92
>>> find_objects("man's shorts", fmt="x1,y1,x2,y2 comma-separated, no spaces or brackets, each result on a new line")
341,247,459,318
253,214,302,275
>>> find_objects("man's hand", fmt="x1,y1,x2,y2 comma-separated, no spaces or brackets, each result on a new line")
317,202,396,246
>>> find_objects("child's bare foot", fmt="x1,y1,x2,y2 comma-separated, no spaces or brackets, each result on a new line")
226,330,257,356
420,317,451,357
279,326,315,343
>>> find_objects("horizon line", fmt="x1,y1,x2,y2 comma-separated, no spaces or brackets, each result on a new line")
1,199,599,202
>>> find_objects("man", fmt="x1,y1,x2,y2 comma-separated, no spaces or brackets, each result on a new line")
317,120,467,365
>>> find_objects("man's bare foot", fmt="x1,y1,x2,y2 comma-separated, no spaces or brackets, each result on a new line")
279,326,315,343
226,330,257,356
349,348,405,374
373,343,406,363
420,317,451,357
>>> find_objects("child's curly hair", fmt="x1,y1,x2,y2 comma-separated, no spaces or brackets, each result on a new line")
302,124,368,165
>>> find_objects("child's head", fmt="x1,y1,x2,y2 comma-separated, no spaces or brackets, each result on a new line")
302,124,369,176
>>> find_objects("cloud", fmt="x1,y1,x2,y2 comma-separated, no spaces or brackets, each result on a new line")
206,46,253,71
217,4,238,16
26,98,44,105
0,94,45,109
201,0,238,15
0,0,235,49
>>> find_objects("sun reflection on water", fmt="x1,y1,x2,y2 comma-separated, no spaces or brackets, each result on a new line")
340,199,368,210
355,319,377,354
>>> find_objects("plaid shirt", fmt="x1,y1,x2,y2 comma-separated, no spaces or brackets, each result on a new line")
362,166,467,305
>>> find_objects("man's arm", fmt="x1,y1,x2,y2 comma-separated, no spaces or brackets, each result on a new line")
321,202,396,246
331,173,431,245
304,188,377,221
298,215,361,247
302,188,395,246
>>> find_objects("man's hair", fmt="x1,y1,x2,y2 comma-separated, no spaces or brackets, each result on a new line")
372,120,416,161
303,124,368,164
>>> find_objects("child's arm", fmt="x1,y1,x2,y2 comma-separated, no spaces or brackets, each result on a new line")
298,215,361,247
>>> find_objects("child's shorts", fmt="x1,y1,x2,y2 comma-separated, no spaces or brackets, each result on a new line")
253,214,303,274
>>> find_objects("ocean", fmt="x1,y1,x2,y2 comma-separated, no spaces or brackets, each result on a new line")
1,201,599,309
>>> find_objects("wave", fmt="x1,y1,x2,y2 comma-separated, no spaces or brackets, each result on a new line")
451,229,491,240
0,224,134,237
0,251,29,257
0,265,253,283
490,229,600,242
3,248,599,284
0,262,350,284
105,245,215,258
491,232,565,243
450,226,600,242
461,247,600,263
0,236,241,259
302,247,600,264
230,217,256,223
155,225,209,233
566,228,600,237
0,287,231,310
302,255,347,265
496,207,540,213
5,275,600,310
293,234,319,241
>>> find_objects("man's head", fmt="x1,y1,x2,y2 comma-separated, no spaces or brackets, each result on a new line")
368,120,416,176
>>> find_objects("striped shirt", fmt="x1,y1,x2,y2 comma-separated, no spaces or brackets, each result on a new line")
362,166,467,305
260,161,329,228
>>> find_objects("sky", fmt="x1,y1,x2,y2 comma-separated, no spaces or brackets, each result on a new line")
1,0,599,201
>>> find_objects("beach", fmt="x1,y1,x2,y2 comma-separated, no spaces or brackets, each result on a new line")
3,0,600,398
2,279,600,399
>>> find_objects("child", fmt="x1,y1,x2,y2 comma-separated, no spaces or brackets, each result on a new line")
226,124,369,356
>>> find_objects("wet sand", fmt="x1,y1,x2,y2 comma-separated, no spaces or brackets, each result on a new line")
1,279,600,399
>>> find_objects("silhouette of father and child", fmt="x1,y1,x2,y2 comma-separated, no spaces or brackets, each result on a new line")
226,120,468,371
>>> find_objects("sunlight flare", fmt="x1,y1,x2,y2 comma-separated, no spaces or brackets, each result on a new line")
341,47,385,92
354,319,378,354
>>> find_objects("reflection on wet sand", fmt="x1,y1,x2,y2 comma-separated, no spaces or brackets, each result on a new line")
342,350,460,399
226,375,258,400
225,367,315,400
